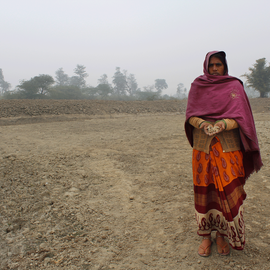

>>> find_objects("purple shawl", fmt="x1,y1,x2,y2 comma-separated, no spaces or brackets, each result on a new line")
185,51,263,179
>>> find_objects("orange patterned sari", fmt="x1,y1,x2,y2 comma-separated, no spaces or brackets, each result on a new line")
193,137,246,250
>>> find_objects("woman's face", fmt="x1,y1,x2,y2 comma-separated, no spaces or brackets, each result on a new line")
208,56,225,76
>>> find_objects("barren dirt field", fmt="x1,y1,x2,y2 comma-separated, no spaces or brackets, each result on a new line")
0,99,270,270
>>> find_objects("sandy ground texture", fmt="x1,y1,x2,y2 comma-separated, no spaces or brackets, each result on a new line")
0,99,270,270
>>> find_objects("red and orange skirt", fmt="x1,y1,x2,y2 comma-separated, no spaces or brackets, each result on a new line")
192,137,246,250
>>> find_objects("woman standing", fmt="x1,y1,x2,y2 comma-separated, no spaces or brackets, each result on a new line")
185,51,263,256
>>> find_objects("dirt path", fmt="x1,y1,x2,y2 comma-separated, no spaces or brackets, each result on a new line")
0,111,269,269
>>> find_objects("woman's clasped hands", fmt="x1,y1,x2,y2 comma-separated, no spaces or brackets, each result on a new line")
200,120,225,136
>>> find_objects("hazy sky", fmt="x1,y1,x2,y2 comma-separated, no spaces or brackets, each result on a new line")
1,0,270,95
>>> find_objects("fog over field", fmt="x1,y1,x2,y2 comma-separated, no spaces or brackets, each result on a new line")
1,0,270,95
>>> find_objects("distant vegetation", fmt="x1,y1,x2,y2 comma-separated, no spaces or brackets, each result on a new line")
1,58,269,100
242,58,270,98
0,66,187,101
